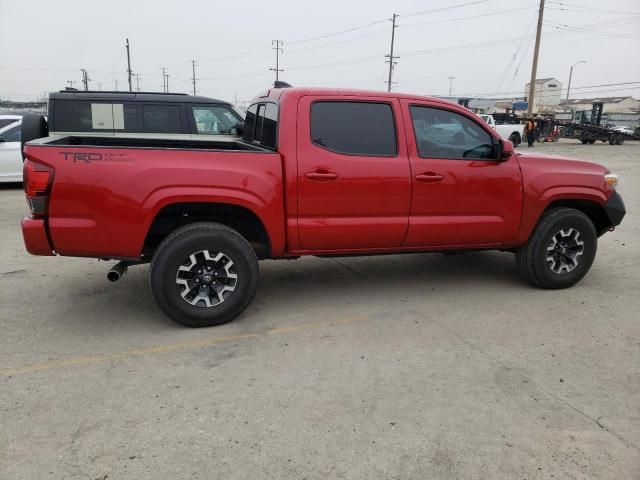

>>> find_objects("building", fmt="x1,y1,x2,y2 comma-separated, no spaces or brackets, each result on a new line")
558,96,640,114
524,78,563,113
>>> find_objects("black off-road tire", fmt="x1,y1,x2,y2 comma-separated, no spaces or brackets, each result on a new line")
515,208,597,289
509,132,521,148
150,222,259,327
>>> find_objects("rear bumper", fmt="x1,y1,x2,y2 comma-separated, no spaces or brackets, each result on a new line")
21,218,54,256
604,191,626,228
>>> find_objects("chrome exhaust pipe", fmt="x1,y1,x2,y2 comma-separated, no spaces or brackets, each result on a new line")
107,262,128,282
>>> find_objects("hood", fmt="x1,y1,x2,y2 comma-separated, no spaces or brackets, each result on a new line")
516,151,610,199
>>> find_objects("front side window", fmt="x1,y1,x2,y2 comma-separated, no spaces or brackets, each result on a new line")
0,125,21,142
410,106,494,160
191,105,241,135
310,101,396,156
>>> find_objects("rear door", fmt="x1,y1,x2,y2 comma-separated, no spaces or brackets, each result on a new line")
296,96,411,251
401,100,522,247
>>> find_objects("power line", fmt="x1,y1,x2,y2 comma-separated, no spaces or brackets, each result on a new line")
401,4,536,27
288,19,388,45
400,0,492,18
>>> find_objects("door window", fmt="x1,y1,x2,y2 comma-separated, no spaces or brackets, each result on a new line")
409,106,494,160
0,125,21,142
191,105,241,135
310,101,397,156
241,102,278,149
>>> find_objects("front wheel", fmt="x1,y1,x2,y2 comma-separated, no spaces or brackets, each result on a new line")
515,208,597,289
150,222,259,327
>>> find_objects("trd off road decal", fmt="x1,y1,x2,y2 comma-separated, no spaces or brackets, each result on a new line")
59,151,135,164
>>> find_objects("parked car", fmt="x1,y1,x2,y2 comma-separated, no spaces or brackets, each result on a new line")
21,86,625,327
477,114,525,147
0,119,22,183
611,125,635,136
46,90,244,140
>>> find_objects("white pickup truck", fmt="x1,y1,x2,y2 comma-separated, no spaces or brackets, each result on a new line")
477,114,525,147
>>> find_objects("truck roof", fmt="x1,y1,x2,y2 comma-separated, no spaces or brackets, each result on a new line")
50,91,231,105
255,86,458,107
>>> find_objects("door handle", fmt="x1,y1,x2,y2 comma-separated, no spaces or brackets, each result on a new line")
415,172,444,182
305,171,339,181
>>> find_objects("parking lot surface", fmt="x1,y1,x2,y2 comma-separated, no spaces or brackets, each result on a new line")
1,140,639,479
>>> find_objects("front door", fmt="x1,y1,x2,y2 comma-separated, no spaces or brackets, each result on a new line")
296,97,412,251
401,101,523,247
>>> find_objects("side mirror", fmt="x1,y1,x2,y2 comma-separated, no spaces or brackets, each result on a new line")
234,121,244,136
497,139,514,160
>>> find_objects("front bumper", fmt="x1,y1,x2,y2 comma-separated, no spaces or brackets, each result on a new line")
604,191,626,228
21,217,54,256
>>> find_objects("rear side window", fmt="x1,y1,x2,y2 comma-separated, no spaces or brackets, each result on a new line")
310,101,397,156
142,105,182,133
242,102,278,149
0,124,21,142
52,101,94,131
0,119,19,129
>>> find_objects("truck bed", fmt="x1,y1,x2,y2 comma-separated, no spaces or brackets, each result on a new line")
22,136,286,259
30,135,270,152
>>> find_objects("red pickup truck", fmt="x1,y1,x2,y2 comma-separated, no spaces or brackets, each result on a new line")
21,87,625,327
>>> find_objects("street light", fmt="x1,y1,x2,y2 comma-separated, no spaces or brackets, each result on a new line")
566,60,586,100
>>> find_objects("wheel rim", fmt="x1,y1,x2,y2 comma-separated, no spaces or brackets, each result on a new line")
545,228,585,274
175,250,238,307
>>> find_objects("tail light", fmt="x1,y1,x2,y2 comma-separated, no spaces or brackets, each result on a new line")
23,160,54,217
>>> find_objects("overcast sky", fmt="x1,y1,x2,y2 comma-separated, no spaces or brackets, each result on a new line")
1,0,639,103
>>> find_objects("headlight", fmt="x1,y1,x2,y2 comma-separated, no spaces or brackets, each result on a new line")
605,173,618,189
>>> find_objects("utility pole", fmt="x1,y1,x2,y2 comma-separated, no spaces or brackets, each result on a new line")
135,74,141,92
114,79,118,91
191,60,198,95
527,0,545,117
126,38,133,92
161,68,167,93
97,82,102,91
566,60,586,100
385,13,399,92
270,40,284,83
448,76,456,96
81,69,90,91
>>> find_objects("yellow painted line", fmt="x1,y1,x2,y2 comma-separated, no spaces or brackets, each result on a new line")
0,314,368,377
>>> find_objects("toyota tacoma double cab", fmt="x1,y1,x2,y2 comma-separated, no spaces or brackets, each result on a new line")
20,86,625,327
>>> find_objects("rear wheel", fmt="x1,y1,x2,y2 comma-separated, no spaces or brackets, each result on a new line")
516,208,597,289
150,222,258,327
508,133,521,147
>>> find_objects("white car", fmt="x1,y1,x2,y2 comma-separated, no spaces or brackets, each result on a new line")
0,119,23,183
477,114,526,147
612,126,635,136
